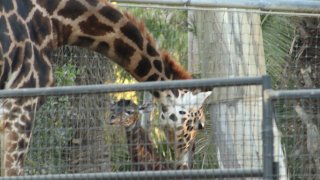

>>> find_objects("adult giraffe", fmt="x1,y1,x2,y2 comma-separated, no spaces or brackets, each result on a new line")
0,0,211,176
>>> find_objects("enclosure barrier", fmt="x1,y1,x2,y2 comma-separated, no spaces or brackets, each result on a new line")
0,76,274,180
265,89,320,179
114,0,320,13
0,77,265,98
268,89,320,99
0,169,263,180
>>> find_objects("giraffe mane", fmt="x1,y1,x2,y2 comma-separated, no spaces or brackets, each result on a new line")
161,51,192,80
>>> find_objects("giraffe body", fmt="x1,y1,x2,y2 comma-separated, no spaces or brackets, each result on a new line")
0,0,211,176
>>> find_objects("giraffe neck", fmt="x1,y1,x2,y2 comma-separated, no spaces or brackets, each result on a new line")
47,0,191,82
124,118,168,170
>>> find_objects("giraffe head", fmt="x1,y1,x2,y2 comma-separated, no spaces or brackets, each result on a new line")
109,99,153,128
110,99,138,128
157,89,212,129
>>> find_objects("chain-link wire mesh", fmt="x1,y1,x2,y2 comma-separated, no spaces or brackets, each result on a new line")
0,77,267,179
273,97,320,180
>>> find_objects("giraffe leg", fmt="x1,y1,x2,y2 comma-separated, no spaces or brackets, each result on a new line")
1,98,38,176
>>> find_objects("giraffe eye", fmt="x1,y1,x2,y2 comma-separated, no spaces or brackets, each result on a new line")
125,110,133,115
179,111,186,115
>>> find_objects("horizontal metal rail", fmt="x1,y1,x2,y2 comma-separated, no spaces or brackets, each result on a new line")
0,76,264,98
114,0,320,13
267,89,320,99
0,168,263,180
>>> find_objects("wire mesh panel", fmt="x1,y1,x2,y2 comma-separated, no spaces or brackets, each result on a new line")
208,86,263,168
272,94,320,180
26,93,111,174
0,78,267,179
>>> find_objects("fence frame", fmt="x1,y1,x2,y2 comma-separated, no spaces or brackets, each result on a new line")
265,88,320,180
0,77,263,98
0,169,263,180
0,76,274,179
262,76,276,180
114,0,320,13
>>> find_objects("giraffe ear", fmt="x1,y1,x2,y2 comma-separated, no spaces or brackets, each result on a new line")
191,91,212,109
138,102,154,113
196,91,212,101
177,90,211,110
110,100,116,111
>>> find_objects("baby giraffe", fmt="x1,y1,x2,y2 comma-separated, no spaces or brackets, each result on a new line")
109,99,170,171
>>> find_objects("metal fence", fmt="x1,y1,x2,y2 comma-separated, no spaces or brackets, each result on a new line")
2,77,320,180
115,0,320,13
268,90,320,180
0,76,273,179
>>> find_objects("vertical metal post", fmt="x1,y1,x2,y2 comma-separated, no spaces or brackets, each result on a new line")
262,75,275,180
141,92,152,129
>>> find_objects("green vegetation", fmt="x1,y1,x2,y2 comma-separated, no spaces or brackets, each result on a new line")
261,15,295,89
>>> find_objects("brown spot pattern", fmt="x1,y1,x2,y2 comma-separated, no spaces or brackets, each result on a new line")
36,0,60,15
72,36,95,47
16,0,34,19
95,42,110,55
134,56,151,77
1,0,14,12
147,43,159,56
146,73,159,82
58,0,87,20
52,19,73,45
79,15,114,36
8,15,28,42
27,10,51,45
99,5,123,23
114,38,135,64
153,60,162,73
121,22,143,50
